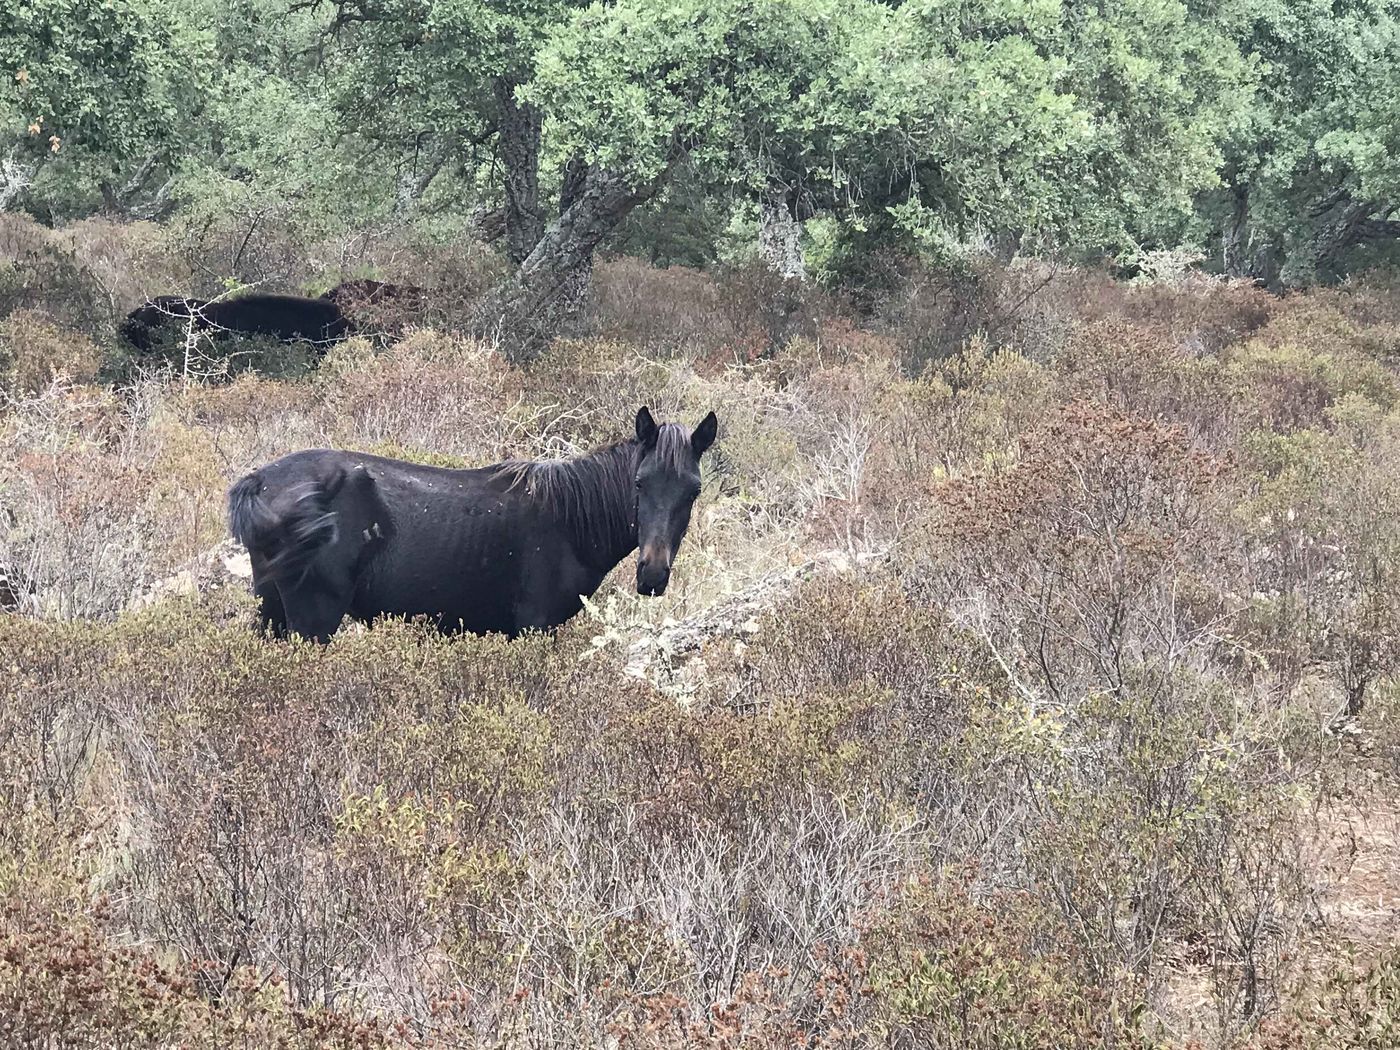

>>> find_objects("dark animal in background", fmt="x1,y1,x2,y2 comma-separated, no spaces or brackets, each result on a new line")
119,295,202,352
203,294,350,345
227,406,719,642
319,278,425,309
120,293,351,352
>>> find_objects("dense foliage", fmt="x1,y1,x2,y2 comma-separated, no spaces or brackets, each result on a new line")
6,0,1400,349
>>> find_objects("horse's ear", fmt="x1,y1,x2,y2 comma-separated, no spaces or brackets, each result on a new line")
635,406,659,447
691,412,718,457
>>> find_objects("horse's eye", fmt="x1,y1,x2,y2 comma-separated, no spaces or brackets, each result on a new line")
634,477,642,489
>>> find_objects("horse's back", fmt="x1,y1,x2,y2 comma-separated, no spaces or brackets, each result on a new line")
204,294,348,343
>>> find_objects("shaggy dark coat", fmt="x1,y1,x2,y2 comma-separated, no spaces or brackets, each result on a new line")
119,296,201,352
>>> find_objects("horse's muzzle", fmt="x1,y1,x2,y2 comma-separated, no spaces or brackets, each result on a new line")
637,560,670,597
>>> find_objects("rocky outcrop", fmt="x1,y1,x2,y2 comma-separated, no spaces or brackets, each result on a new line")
623,550,884,691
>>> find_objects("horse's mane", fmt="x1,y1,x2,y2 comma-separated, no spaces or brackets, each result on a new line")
489,423,694,561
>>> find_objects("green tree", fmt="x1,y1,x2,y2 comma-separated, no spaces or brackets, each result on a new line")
507,0,1250,350
0,0,210,216
830,0,1249,268
322,0,588,263
1213,0,1400,284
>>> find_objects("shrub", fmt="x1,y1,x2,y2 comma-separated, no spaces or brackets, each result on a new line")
1056,319,1233,446
1234,407,1400,716
0,244,1396,1047
863,872,1154,1049
930,400,1229,702
585,257,727,358
0,213,115,341
0,309,102,394
1223,340,1397,433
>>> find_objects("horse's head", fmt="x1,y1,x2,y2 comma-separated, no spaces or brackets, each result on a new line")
633,405,717,596
120,296,199,352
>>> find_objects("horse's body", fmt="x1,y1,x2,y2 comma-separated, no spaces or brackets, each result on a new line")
202,294,350,344
120,293,350,353
227,408,717,642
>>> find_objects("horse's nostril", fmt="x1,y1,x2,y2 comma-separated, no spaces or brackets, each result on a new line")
637,562,670,597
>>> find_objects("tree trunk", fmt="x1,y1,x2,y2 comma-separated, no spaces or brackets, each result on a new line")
758,185,805,280
393,132,455,214
494,79,545,266
552,157,595,319
475,164,669,363
1282,198,1361,287
1221,180,1251,279
469,205,508,244
1282,193,1400,287
99,153,181,220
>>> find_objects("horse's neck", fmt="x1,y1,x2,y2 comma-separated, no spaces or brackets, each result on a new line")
548,442,639,572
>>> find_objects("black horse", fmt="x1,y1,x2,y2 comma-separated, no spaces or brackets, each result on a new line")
119,296,202,352
319,279,425,309
120,293,350,353
227,407,718,642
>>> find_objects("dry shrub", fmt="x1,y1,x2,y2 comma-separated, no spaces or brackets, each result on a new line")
586,257,725,357
0,602,924,1043
1252,283,1400,361
932,400,1229,701
0,908,423,1049
875,258,1013,371
0,309,102,394
317,331,523,461
909,340,1062,474
160,201,328,296
1223,340,1397,433
174,371,321,438
1247,948,1400,1050
595,688,882,838
712,261,828,361
1095,273,1275,355
309,227,508,331
1021,267,1273,358
584,257,852,370
606,954,867,1049
0,383,234,615
875,257,1275,375
2,608,572,1011
1235,402,1400,716
0,212,115,340
921,402,1322,1034
0,443,154,617
1057,320,1233,445
863,872,1149,1049
2,242,1399,1046
53,216,194,317
740,575,944,704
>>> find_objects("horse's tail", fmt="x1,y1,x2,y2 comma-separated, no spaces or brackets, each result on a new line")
228,466,345,581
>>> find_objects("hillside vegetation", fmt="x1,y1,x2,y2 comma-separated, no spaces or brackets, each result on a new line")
2,212,1400,1046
